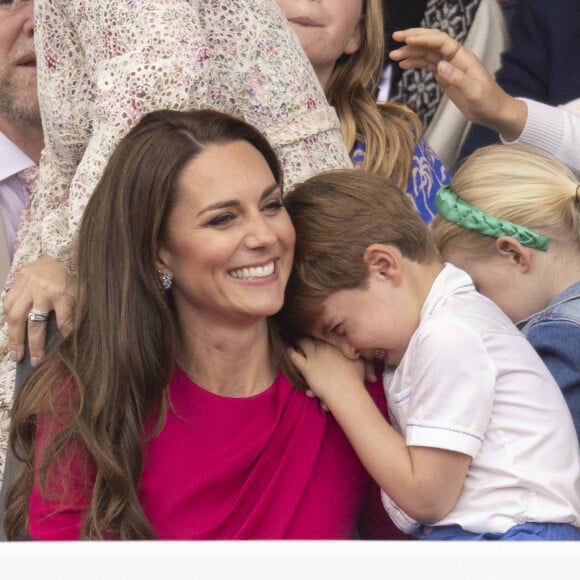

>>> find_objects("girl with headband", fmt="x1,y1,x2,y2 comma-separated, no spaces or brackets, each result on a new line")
433,144,580,442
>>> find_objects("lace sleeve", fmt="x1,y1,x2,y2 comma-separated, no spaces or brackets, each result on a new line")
200,1,351,184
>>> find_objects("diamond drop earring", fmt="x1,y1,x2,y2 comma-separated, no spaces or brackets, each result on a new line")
159,270,173,291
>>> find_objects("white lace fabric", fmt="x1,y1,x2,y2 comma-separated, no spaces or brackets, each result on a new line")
0,0,352,481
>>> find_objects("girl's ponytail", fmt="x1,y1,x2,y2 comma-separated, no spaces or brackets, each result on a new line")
564,185,580,247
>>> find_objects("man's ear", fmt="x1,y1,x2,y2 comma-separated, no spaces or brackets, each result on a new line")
363,244,403,285
495,236,532,272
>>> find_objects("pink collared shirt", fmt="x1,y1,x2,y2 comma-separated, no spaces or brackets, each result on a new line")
0,132,33,258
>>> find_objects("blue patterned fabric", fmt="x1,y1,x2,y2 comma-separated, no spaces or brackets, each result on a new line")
351,137,450,224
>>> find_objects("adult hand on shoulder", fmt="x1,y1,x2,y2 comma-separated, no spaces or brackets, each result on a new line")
4,255,75,366
389,28,528,141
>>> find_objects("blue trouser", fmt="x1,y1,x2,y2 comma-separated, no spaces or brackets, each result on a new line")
419,522,580,541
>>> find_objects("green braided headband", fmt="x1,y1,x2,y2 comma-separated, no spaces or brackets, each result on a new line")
435,185,550,251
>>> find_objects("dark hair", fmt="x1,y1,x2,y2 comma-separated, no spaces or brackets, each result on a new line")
279,169,439,337
5,108,294,540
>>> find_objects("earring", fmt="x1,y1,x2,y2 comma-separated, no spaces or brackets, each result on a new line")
159,270,173,291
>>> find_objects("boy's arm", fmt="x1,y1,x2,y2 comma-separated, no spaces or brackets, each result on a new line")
389,28,527,142
288,339,470,525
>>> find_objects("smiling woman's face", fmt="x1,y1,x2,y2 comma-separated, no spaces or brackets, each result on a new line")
157,140,295,327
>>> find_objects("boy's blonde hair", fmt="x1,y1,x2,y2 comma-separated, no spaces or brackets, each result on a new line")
280,169,440,336
325,0,421,190
433,145,580,260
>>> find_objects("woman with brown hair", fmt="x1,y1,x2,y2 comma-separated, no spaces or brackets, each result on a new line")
3,108,394,541
0,0,352,473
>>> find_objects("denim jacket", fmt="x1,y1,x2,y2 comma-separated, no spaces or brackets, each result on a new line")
519,281,580,443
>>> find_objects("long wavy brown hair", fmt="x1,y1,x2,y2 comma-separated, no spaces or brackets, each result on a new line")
325,0,421,189
4,108,300,540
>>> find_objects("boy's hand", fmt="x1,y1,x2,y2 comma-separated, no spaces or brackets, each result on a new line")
288,338,365,405
389,28,527,141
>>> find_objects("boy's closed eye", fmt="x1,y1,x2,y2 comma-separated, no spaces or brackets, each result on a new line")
330,322,345,336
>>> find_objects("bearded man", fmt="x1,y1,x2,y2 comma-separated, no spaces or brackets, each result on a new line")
0,0,43,284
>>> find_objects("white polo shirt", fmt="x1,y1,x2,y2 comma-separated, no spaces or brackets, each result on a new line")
382,264,580,535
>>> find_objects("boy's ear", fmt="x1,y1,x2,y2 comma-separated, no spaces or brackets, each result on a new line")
344,16,363,55
495,236,532,272
363,244,403,285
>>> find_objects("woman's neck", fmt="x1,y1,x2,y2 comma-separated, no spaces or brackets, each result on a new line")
177,317,276,398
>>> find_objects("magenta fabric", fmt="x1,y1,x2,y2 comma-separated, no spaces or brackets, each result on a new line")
29,369,404,540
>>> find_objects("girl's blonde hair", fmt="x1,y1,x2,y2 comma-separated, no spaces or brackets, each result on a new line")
433,145,580,260
325,0,421,190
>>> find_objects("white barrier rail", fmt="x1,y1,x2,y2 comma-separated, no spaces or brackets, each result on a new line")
1,540,578,580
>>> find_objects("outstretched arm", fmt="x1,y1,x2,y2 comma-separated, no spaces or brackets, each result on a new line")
389,28,527,141
288,338,469,525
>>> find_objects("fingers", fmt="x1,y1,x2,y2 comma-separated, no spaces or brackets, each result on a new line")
435,60,466,89
24,294,73,366
6,296,72,366
5,304,27,362
392,28,460,55
390,55,439,74
287,338,314,372
4,255,73,364
363,359,378,384
389,44,439,71
5,294,52,363
287,345,304,371
390,28,465,71
5,284,43,361
26,311,50,366
54,291,75,337
392,27,443,43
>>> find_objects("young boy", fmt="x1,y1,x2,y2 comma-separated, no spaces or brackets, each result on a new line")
281,169,580,541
